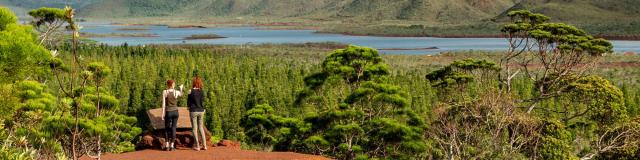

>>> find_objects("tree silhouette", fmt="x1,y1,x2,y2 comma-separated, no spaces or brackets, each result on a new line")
500,10,614,114
295,45,426,159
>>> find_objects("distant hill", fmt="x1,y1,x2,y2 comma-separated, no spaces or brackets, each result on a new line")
0,0,98,18
2,0,639,35
503,0,640,22
0,0,97,9
77,0,517,23
3,0,638,24
75,0,639,23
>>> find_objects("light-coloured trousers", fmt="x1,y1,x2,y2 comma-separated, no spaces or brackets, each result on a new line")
190,111,207,148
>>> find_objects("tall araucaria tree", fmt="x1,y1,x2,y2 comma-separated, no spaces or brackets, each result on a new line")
500,10,614,114
295,45,427,159
31,7,141,160
28,7,67,48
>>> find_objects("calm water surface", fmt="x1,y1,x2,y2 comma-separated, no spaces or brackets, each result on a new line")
81,23,640,54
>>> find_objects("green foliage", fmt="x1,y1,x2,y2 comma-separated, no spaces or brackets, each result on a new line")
321,45,389,87
14,80,57,112
426,58,501,105
0,6,18,30
8,81,64,158
87,62,112,82
0,7,140,159
0,147,36,160
427,88,540,159
503,10,613,57
419,9,634,158
291,46,426,159
596,117,640,160
47,57,69,72
28,7,67,26
562,76,627,125
498,10,637,159
538,120,578,160
243,104,280,149
243,104,314,152
0,84,19,127
38,87,141,155
426,59,500,88
0,7,50,83
505,9,550,24
27,7,79,48
501,10,614,117
4,79,140,157
34,42,639,159
3,3,640,159
44,111,141,153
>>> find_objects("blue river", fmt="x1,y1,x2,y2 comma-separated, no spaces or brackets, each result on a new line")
81,23,640,54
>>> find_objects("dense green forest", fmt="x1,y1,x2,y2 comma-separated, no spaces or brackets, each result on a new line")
2,4,640,160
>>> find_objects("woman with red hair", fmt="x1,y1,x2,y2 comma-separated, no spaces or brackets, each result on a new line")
187,76,207,151
162,79,183,151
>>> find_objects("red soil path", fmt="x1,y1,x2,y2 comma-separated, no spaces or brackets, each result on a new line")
81,147,330,160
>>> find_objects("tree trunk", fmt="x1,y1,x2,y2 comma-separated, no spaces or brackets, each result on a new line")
96,84,102,160
72,101,79,160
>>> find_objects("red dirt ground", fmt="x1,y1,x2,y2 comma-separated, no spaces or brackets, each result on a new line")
80,147,331,160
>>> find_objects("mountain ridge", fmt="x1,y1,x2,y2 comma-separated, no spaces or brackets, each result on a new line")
3,0,638,24
2,0,639,36
79,0,518,23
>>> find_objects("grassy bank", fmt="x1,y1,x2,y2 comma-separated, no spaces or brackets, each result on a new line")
184,34,226,40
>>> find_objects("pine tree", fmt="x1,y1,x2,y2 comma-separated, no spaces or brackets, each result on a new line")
293,45,427,159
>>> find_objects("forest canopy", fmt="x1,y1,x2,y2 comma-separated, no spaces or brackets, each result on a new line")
0,5,639,160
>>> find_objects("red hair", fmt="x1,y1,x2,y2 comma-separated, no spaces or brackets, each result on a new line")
167,80,175,88
192,76,203,89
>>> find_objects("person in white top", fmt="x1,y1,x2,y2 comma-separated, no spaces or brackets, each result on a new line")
161,79,183,151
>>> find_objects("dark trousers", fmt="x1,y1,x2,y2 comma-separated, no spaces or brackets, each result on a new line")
165,110,179,144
